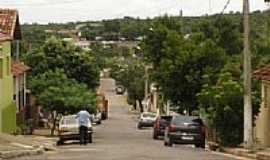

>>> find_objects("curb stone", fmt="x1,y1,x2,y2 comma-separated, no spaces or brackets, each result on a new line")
0,146,44,159
220,147,257,159
257,152,270,160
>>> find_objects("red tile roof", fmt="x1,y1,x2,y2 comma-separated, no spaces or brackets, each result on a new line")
11,60,30,76
0,31,10,41
0,8,21,41
253,65,270,81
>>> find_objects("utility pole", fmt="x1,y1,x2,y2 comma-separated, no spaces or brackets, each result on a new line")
144,66,149,100
243,0,253,149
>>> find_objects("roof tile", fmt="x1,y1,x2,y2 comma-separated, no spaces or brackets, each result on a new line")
253,65,270,81
0,8,21,40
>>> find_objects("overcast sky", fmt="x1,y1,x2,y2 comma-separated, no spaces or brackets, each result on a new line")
0,0,268,24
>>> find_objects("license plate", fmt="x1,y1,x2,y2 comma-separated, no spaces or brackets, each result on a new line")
182,136,194,140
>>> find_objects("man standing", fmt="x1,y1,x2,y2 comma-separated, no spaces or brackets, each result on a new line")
76,109,91,145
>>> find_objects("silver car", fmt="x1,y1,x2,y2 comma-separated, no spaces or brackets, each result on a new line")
137,112,157,129
57,115,93,145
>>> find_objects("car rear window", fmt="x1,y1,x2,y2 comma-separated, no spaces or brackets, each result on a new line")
172,116,202,125
61,116,78,125
142,113,156,118
160,116,172,121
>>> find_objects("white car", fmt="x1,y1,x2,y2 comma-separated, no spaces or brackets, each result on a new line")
137,112,157,129
57,115,93,145
92,112,102,125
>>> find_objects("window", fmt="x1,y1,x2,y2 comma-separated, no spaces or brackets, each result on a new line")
0,58,3,78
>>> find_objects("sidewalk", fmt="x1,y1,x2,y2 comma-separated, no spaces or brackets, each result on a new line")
220,147,270,160
0,130,57,159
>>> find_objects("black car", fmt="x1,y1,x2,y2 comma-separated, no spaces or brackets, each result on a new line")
164,115,206,148
153,115,172,139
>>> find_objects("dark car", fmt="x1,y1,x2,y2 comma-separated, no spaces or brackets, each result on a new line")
164,115,206,148
153,115,172,139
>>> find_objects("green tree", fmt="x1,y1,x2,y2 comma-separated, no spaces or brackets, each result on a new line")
30,69,96,135
24,36,100,89
197,72,260,146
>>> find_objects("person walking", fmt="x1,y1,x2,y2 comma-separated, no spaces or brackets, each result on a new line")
76,109,91,145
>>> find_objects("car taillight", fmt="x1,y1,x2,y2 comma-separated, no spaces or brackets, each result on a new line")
169,124,177,132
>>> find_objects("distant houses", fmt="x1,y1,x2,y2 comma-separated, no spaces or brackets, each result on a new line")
0,9,30,133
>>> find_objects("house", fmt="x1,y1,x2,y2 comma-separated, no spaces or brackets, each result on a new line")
253,65,270,147
0,9,29,133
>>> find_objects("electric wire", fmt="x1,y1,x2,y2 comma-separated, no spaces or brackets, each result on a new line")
220,0,231,14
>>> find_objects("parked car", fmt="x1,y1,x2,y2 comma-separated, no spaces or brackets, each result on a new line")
137,112,157,129
92,112,102,125
164,115,206,148
57,115,93,145
153,115,172,139
115,85,125,95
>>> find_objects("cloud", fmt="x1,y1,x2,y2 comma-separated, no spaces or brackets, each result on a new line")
0,0,268,23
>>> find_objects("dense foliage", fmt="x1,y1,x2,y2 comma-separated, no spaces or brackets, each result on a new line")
24,37,99,135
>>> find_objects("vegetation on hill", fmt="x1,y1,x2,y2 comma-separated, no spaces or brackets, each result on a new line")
21,9,270,144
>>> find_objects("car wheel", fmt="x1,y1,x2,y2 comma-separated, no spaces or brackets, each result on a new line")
164,140,168,146
137,123,142,129
88,134,93,143
57,139,64,146
195,144,200,148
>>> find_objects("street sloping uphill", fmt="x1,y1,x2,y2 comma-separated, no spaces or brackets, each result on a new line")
44,78,239,160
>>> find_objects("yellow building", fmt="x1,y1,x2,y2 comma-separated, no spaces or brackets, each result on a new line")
253,65,270,147
0,9,29,133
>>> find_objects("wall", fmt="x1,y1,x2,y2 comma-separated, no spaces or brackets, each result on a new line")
0,41,16,133
255,80,270,147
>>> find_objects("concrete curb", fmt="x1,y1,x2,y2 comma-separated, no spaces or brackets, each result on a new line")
257,152,270,160
220,147,257,159
0,146,44,159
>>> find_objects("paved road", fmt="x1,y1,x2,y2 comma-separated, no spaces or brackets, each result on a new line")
38,78,240,160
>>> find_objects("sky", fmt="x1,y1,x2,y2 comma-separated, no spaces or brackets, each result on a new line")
0,0,269,24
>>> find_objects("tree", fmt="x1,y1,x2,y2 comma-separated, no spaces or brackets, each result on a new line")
197,72,260,146
30,69,96,135
142,17,226,112
24,36,100,89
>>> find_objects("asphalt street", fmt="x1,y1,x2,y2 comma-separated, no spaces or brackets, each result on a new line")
30,78,241,160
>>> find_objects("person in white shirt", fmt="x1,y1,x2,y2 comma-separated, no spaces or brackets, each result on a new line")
76,109,91,145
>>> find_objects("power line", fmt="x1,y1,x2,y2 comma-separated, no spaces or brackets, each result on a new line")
221,0,231,14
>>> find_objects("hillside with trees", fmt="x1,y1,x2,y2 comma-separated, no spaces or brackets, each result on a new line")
20,9,270,144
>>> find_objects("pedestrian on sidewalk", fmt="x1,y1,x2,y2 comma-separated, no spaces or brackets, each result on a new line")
76,108,92,145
